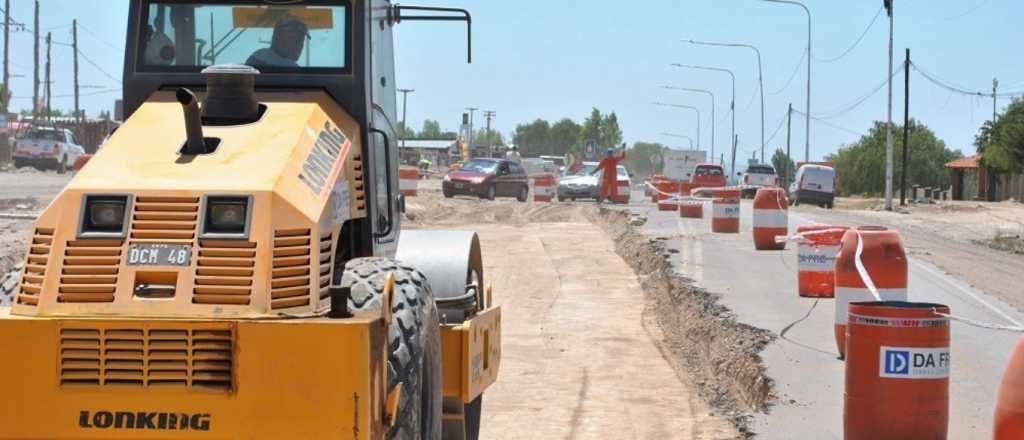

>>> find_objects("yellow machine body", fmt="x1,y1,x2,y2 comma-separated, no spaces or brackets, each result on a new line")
0,89,500,438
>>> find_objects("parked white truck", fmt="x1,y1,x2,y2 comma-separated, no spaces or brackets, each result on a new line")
12,126,86,173
663,149,706,181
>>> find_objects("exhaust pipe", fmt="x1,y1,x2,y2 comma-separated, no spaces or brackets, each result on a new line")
176,87,206,155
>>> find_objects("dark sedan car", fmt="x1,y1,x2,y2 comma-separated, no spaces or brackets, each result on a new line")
443,158,530,201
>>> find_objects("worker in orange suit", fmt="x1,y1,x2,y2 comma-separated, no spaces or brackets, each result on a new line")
592,145,627,203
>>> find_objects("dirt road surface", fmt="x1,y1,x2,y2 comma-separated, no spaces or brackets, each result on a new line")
409,181,737,439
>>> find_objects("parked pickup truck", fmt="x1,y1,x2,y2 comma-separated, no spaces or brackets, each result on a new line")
13,126,86,173
741,164,779,198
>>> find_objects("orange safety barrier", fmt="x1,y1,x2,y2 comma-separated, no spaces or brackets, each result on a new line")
533,173,557,202
679,201,703,219
752,187,788,250
834,227,908,358
399,168,419,197
613,180,631,204
711,188,740,233
995,338,1024,439
655,180,681,202
657,199,679,211
845,301,950,440
796,225,849,298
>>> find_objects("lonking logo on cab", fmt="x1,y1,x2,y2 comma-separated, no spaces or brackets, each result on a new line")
79,411,211,431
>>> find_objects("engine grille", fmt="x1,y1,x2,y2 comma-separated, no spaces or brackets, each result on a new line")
57,239,123,303
193,240,256,305
59,325,234,390
17,228,54,306
130,196,199,241
318,231,333,300
270,229,312,310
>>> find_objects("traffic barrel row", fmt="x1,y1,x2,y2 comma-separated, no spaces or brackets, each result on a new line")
796,225,848,298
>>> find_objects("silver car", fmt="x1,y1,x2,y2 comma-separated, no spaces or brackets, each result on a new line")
557,161,601,201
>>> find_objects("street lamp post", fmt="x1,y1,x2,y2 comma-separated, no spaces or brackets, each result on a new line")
684,40,765,164
760,0,811,164
653,102,700,149
661,86,714,156
660,132,695,149
671,64,735,177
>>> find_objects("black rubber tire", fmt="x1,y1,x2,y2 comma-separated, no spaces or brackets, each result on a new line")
516,185,528,202
12,158,23,169
557,195,566,202
484,185,496,201
463,395,483,440
339,258,443,440
57,156,67,174
1,265,22,307
825,201,834,209
443,189,453,199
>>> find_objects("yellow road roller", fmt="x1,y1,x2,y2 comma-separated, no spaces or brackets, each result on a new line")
0,1,499,439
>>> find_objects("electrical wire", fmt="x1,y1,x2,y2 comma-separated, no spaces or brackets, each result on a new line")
910,61,1024,98
937,0,990,21
812,6,884,63
769,48,807,95
77,23,122,51
816,64,905,120
75,48,121,84
792,109,865,137
764,111,789,146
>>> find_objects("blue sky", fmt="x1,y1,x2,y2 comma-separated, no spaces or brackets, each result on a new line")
7,0,1023,164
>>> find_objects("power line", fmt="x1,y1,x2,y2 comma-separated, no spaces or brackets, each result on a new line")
769,48,806,95
817,63,905,120
76,22,121,51
937,0,990,21
792,108,865,137
764,111,788,146
910,61,1024,98
75,47,120,84
812,6,883,63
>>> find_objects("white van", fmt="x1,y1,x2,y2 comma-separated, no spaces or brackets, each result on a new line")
789,164,835,209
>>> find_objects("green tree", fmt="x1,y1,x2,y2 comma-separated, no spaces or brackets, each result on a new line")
420,119,443,139
601,112,623,149
548,118,581,156
578,108,603,154
771,149,796,186
627,142,666,178
512,119,552,156
827,120,961,195
396,121,416,139
473,128,504,148
976,97,1024,173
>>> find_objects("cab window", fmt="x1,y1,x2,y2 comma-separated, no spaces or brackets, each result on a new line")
139,1,350,73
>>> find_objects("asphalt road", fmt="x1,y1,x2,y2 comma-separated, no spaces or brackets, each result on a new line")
624,191,1024,439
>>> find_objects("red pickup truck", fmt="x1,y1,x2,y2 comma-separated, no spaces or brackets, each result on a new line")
690,163,727,188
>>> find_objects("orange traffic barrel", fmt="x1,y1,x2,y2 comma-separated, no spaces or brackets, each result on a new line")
796,225,849,298
711,188,740,233
657,198,679,212
995,338,1024,439
72,154,93,171
655,180,680,202
533,173,556,202
613,180,631,204
752,187,789,250
845,301,950,440
679,201,703,219
834,227,908,358
399,168,419,197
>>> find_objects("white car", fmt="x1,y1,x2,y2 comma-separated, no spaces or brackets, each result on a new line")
557,162,600,201
789,164,836,209
13,127,87,174
741,164,779,198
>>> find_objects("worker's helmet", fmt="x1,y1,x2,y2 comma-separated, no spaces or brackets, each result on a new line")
605,148,614,156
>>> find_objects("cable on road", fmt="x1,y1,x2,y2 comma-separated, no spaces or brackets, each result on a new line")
778,299,835,357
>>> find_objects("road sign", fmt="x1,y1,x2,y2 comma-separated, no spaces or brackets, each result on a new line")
584,139,597,161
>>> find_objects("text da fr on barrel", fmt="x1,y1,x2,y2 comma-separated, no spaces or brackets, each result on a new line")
752,187,788,250
796,225,849,298
834,227,908,358
845,301,950,440
711,188,741,234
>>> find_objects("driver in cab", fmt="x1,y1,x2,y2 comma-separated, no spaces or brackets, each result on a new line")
246,17,308,68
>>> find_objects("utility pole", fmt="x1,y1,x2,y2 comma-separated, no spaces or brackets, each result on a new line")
901,49,910,206
2,0,9,114
73,20,80,122
465,107,478,156
483,110,496,157
993,78,999,121
45,32,51,121
32,0,39,120
786,103,793,188
731,134,738,185
397,88,414,148
884,0,895,211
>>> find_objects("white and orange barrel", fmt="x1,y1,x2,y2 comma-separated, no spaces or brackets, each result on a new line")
657,198,679,212
796,225,849,298
995,337,1024,439
845,301,950,440
399,168,419,197
711,188,741,233
679,200,703,219
752,187,788,250
834,227,908,358
614,180,631,204
533,173,556,202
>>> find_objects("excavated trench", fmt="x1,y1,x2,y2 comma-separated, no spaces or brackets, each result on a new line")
591,207,774,436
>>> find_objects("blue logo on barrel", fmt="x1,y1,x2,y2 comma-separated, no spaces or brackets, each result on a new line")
884,350,910,375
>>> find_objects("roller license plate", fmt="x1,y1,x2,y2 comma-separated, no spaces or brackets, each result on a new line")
126,244,192,267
